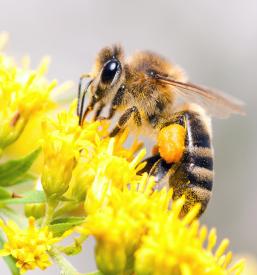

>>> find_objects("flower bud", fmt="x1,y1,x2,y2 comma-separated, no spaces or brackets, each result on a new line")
41,147,76,199
95,242,126,275
24,203,46,219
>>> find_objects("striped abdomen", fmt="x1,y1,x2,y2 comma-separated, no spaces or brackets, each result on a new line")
169,110,213,215
138,109,213,216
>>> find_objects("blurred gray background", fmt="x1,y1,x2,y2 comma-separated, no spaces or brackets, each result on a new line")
0,0,257,274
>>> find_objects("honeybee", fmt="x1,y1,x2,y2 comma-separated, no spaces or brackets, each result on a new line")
77,45,244,216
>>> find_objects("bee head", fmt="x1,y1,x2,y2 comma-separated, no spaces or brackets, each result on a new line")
90,44,125,102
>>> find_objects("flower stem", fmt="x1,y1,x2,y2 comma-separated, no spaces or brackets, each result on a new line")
42,199,58,226
49,246,80,275
0,233,20,275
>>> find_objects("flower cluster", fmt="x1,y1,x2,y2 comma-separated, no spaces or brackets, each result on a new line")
79,180,244,275
0,217,59,274
0,33,247,275
0,33,57,154
40,101,144,203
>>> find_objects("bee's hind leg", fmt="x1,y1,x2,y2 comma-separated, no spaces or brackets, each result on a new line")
138,154,173,190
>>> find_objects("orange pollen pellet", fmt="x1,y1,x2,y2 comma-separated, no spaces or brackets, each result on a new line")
152,145,159,155
157,124,186,164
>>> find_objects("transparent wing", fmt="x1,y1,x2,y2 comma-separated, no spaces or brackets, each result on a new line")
155,73,245,118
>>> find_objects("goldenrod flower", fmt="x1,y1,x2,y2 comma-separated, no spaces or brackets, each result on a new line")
41,101,108,199
79,179,244,275
0,32,72,174
0,45,57,152
235,254,257,275
0,217,59,274
79,174,156,274
83,139,146,214
135,196,244,275
66,119,144,206
41,104,81,198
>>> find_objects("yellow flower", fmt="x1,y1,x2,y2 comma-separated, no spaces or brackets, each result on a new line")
41,101,109,199
41,103,80,198
0,217,59,274
79,179,244,275
135,195,244,275
0,32,71,173
66,120,144,206
83,140,146,214
79,174,156,274
235,254,257,275
0,48,57,152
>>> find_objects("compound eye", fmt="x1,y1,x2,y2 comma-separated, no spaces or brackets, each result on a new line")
101,59,119,84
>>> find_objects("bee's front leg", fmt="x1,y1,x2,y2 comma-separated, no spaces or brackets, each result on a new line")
77,74,96,126
93,103,105,121
97,85,126,121
109,106,141,137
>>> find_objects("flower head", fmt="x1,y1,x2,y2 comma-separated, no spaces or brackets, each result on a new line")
0,36,57,151
66,118,144,207
135,195,245,275
83,139,146,214
41,101,110,199
0,217,59,274
41,103,81,198
79,174,157,274
79,179,244,275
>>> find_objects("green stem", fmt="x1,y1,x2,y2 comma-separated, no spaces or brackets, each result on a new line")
53,201,80,218
0,233,20,275
42,199,58,226
49,246,80,275
49,246,102,275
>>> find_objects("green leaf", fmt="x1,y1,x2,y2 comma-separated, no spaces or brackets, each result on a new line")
9,173,36,186
0,190,46,205
0,148,41,187
0,207,25,225
49,217,85,237
0,233,20,275
0,187,11,199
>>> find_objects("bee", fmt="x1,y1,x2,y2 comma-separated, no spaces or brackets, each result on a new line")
77,45,244,216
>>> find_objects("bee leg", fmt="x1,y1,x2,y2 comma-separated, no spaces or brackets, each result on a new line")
107,85,126,119
77,76,95,126
97,85,126,121
160,111,186,128
79,100,94,126
93,103,105,121
137,154,174,189
109,106,141,137
77,74,91,117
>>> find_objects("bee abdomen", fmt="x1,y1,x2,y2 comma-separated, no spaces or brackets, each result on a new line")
183,147,214,191
139,110,214,216
169,110,214,215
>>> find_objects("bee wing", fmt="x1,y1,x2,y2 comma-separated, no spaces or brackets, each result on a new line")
156,74,245,118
